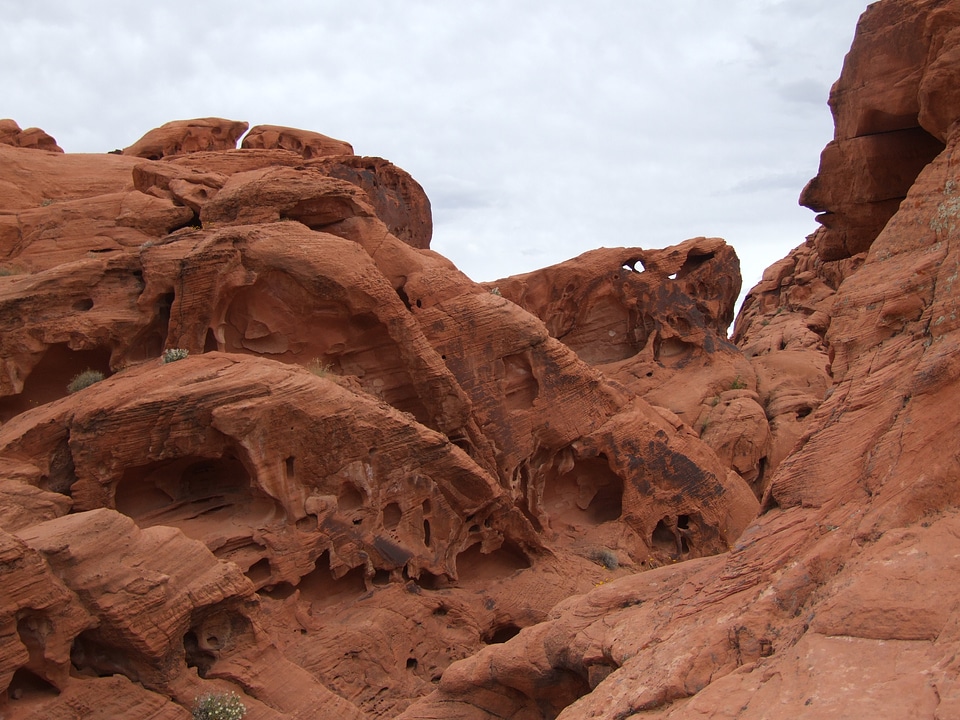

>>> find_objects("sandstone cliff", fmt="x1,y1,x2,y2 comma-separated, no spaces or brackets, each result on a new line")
0,113,756,717
2,1,958,718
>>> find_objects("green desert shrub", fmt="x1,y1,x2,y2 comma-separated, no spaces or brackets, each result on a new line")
162,348,189,363
308,358,332,377
67,369,105,394
192,692,247,720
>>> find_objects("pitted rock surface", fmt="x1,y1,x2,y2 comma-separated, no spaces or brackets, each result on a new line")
4,3,959,716
0,114,755,717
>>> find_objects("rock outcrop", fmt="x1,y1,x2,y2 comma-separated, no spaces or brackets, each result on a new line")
241,125,354,159
3,1,959,717
0,119,62,153
0,113,756,718
122,118,250,160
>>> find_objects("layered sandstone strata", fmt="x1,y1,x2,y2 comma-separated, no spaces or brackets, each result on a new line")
0,117,756,718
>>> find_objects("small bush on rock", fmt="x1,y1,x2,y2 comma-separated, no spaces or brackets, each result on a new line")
308,358,332,377
67,369,105,394
588,548,619,570
192,692,247,720
162,348,189,363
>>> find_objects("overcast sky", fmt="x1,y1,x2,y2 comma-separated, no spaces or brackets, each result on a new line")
2,1,873,313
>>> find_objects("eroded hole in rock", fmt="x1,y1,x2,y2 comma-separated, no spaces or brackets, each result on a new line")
0,343,113,422
651,514,710,557
587,661,619,690
372,568,391,586
169,212,202,233
260,581,296,600
449,434,474,457
203,327,219,353
483,623,521,645
116,454,252,520
656,336,694,364
285,456,296,480
423,518,432,547
561,294,642,365
127,291,175,362
499,352,539,410
115,453,282,571
396,286,412,311
298,552,367,608
72,298,94,311
70,630,131,679
284,196,359,229
186,611,253,668
8,667,58,701
383,502,402,531
652,518,681,554
337,481,364,512
515,463,544,533
675,252,715,280
183,631,216,677
414,571,447,590
456,541,530,584
246,558,272,587
621,258,645,273
39,437,77,496
16,613,51,672
406,657,418,670
543,457,623,527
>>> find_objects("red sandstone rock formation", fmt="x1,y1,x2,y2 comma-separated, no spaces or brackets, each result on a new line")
122,118,250,160
0,111,756,717
0,119,62,153
4,1,958,717
242,124,354,158
488,238,767,493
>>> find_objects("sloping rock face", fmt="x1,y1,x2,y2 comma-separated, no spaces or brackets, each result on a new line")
0,116,758,718
399,1,960,717
489,238,772,495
